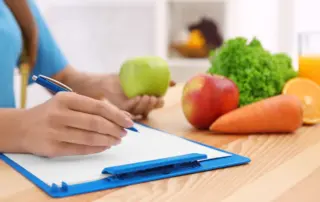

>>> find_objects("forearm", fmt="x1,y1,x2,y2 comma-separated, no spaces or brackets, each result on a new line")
0,109,26,153
53,66,106,99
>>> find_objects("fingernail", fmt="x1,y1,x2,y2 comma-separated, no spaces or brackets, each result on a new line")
121,129,127,137
135,115,143,120
115,139,121,145
125,117,134,127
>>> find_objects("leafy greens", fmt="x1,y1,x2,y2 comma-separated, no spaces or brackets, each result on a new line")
207,37,297,106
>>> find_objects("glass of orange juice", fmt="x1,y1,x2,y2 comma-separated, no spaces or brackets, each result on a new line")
298,32,320,85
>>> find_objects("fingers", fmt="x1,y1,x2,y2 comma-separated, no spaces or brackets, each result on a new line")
122,110,134,120
59,110,127,139
132,115,143,120
129,96,164,118
122,97,140,112
54,126,122,147
143,96,158,117
131,95,149,115
57,92,133,128
46,141,109,158
122,110,143,121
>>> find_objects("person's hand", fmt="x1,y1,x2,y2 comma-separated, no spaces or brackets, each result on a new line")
20,92,133,158
53,67,176,120
100,74,176,119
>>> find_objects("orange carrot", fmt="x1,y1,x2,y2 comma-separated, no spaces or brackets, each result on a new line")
209,95,303,134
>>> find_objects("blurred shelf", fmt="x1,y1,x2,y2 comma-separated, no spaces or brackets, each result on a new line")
166,0,226,63
168,58,211,68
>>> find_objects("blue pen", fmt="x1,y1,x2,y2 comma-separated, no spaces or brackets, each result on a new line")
32,75,72,92
32,74,139,133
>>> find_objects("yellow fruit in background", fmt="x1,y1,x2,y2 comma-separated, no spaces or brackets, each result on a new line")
187,29,205,48
298,56,320,85
282,77,320,125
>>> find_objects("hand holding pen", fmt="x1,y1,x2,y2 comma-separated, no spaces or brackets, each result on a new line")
19,75,135,158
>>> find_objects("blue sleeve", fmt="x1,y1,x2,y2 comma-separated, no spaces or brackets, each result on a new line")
26,0,68,84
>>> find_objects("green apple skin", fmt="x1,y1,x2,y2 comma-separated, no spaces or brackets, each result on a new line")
119,56,171,98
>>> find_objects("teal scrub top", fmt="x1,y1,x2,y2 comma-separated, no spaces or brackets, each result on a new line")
0,0,68,108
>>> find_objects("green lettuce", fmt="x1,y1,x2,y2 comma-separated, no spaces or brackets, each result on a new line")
207,37,297,106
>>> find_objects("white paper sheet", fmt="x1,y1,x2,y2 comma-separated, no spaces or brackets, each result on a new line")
4,124,230,185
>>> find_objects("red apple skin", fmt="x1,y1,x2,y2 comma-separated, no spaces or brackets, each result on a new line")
181,74,239,130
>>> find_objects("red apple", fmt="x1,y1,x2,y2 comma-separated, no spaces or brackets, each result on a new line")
181,73,239,129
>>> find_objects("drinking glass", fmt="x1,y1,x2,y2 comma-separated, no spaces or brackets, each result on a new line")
298,32,320,85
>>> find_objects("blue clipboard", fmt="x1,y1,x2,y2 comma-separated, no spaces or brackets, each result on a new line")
0,123,250,198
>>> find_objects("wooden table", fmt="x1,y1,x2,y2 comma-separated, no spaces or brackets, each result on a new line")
1,83,320,202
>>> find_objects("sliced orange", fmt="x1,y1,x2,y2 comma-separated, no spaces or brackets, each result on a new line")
282,77,320,124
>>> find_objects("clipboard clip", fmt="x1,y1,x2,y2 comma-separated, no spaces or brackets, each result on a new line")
50,182,68,193
47,154,206,194
102,153,207,182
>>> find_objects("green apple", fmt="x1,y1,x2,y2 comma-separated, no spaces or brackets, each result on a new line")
119,56,171,98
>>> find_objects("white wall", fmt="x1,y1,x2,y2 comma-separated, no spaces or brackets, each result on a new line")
35,0,158,74
295,0,320,32
226,0,281,52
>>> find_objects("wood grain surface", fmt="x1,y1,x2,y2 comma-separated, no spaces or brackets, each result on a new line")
1,83,320,202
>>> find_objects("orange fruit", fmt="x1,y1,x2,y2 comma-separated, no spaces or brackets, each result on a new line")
282,77,320,124
187,30,205,48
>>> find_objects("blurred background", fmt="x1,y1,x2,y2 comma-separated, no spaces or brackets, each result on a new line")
14,0,320,107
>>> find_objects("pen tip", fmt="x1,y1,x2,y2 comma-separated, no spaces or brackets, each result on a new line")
32,75,38,81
